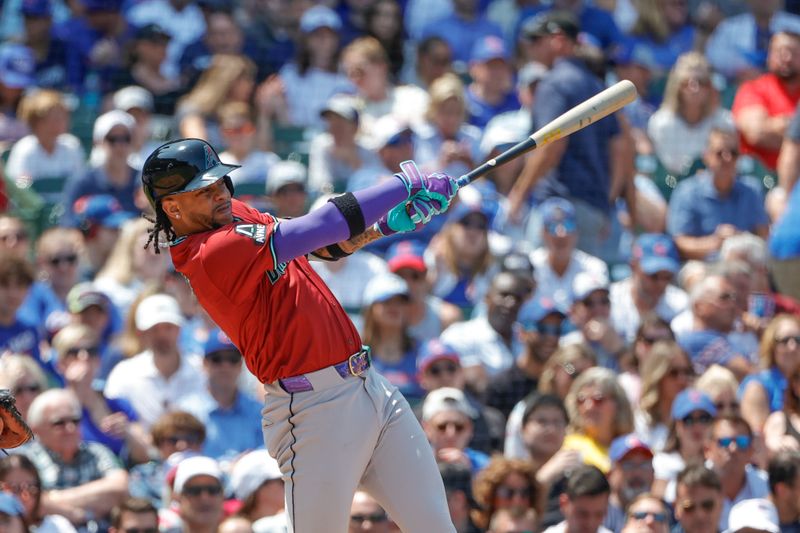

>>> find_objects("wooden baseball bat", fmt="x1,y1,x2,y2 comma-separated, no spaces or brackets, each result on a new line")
456,79,639,187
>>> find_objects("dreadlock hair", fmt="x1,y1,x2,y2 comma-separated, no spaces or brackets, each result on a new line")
143,204,175,255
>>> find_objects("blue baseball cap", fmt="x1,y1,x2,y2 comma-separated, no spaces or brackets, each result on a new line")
540,197,576,236
518,295,568,329
81,0,122,11
386,240,427,273
0,44,35,89
470,35,509,64
21,0,51,17
362,273,410,308
447,186,499,228
632,233,680,275
72,194,135,229
0,493,24,516
203,328,238,357
612,41,658,70
670,388,717,421
609,433,653,463
300,5,341,33
416,338,461,373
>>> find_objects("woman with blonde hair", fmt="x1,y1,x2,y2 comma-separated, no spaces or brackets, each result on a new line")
563,367,634,473
741,314,800,435
471,456,543,531
177,54,270,151
628,0,696,74
5,89,86,204
0,354,47,420
634,340,694,452
647,52,733,177
94,218,171,314
696,364,740,418
414,73,480,177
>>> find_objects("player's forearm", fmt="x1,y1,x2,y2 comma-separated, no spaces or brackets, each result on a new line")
310,226,385,260
274,178,407,263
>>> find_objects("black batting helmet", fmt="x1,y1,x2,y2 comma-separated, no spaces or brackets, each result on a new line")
141,138,239,210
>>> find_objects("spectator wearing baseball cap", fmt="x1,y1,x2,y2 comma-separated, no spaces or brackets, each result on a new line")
111,85,167,170
725,498,780,533
229,449,285,525
651,389,716,503
605,434,655,533
265,160,308,219
175,328,264,460
0,43,35,143
5,89,86,204
609,234,688,343
61,110,140,227
465,35,520,129
421,387,489,473
309,94,381,196
171,456,225,533
347,114,415,192
361,273,425,401
515,5,620,53
385,240,462,345
530,197,609,312
104,293,205,428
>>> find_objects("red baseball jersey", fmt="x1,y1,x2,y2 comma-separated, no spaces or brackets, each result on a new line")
732,72,800,170
169,199,363,383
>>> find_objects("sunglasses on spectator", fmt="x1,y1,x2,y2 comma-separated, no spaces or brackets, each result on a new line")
667,366,693,379
680,498,716,513
641,335,671,345
536,322,563,337
545,220,577,236
646,272,673,283
436,421,466,433
65,345,101,358
48,253,78,267
162,433,201,446
427,361,458,376
496,486,531,499
50,415,81,428
458,217,489,231
123,529,158,533
0,231,29,244
182,484,222,497
620,460,652,472
208,352,242,365
777,335,800,346
716,292,737,303
583,295,610,308
717,435,751,450
630,511,668,523
714,400,739,412
714,148,739,159
13,383,41,396
681,413,713,426
577,392,607,407
0,481,39,495
105,134,132,145
350,512,388,524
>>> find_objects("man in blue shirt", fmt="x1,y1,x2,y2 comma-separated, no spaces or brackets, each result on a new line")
465,35,520,129
668,127,770,261
0,253,41,363
176,328,263,461
508,11,632,263
420,0,503,66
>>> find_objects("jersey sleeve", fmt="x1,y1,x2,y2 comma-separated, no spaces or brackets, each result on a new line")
198,214,281,304
731,79,765,116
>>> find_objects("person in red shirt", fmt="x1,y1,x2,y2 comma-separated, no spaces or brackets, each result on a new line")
733,31,800,170
140,138,459,533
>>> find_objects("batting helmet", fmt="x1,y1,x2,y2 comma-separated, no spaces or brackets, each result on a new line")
141,138,239,210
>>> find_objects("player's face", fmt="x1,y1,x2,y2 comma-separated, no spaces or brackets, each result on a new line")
163,179,233,233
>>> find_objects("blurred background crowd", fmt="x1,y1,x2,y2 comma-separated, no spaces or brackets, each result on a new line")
2,0,800,532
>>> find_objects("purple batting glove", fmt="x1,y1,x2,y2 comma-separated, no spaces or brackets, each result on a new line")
395,160,425,197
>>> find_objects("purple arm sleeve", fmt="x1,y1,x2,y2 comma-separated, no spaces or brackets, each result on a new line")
272,177,407,264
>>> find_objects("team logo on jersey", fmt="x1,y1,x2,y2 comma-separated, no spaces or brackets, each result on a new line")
235,224,267,245
267,262,288,285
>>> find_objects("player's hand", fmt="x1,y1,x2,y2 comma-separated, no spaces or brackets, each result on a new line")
376,197,439,236
395,161,459,214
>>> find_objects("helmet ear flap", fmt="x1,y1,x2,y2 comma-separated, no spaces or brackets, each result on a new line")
224,175,235,197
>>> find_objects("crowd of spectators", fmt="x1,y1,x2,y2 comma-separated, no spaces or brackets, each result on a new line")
3,0,800,532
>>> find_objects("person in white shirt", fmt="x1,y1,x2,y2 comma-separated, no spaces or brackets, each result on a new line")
6,89,86,204
530,197,609,311
440,271,528,393
609,233,688,343
104,294,205,428
543,465,613,533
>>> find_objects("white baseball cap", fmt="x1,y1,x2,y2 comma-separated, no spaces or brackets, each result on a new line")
113,85,154,113
173,456,223,495
364,115,413,151
266,160,307,195
362,273,410,308
725,499,779,533
229,450,283,501
92,109,135,143
572,271,610,302
135,293,185,331
422,387,477,421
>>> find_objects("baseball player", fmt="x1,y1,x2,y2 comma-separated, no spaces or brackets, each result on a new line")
140,138,458,532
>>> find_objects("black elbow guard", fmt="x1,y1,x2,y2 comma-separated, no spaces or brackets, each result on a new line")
328,192,366,239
